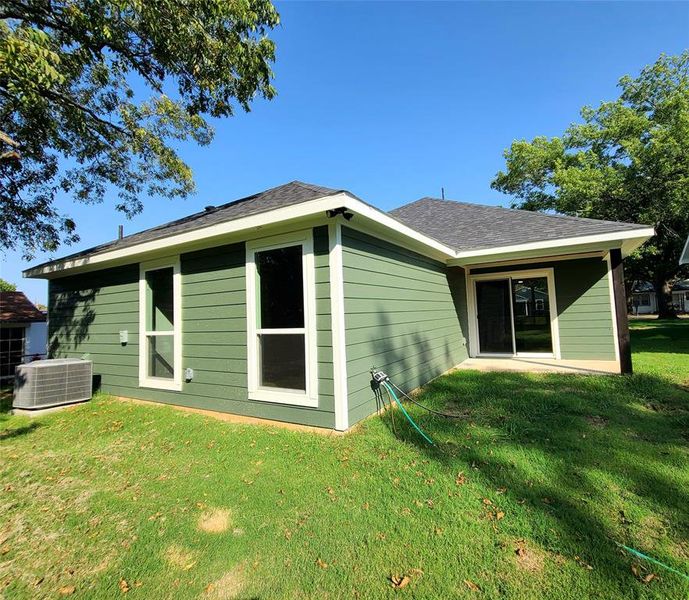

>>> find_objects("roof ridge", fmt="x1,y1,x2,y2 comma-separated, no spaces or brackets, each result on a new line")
404,197,645,228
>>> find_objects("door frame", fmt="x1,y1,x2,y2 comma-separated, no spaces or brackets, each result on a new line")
467,268,561,359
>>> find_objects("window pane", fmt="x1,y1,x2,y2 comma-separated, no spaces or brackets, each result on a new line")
256,246,304,329
148,335,174,379
0,327,24,378
476,280,513,353
146,267,174,331
259,334,305,390
512,277,553,353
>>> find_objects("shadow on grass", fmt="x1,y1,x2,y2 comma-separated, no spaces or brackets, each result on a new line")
356,301,689,590
629,320,689,355
0,421,40,441
384,368,689,588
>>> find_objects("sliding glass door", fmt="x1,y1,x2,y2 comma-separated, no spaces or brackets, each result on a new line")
474,273,555,356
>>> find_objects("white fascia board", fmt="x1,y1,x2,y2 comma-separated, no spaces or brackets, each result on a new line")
449,227,655,267
24,192,458,278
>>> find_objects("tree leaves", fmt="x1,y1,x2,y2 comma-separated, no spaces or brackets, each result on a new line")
0,0,280,258
492,52,689,306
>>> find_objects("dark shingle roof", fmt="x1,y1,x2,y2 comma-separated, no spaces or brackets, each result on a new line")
1,292,47,323
389,198,649,252
32,181,342,267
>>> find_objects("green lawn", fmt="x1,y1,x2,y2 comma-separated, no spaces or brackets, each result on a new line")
1,322,688,599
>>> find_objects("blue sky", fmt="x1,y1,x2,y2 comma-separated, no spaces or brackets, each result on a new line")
3,1,688,303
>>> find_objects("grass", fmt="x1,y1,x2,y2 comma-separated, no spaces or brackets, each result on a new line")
1,322,688,599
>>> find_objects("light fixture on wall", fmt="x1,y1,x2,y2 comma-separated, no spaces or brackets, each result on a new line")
326,207,353,221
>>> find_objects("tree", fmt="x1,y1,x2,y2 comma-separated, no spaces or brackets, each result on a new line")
0,277,16,291
492,52,689,318
1,0,279,258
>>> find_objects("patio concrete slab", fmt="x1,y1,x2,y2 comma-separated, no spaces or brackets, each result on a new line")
456,357,621,375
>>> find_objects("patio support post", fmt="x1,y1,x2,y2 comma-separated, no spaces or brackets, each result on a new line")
610,248,633,374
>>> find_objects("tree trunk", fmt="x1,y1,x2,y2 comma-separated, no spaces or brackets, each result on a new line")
655,279,677,319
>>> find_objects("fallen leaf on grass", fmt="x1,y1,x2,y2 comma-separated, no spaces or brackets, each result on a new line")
482,498,492,506
119,579,130,593
574,556,593,570
59,586,76,596
463,579,480,591
390,575,410,589
496,511,505,520
316,558,328,569
455,472,467,485
642,573,656,584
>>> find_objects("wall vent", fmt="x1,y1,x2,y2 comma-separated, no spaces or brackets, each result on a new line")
13,358,93,410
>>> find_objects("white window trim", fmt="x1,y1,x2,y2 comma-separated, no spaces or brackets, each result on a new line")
139,257,182,391
245,230,318,407
467,268,561,360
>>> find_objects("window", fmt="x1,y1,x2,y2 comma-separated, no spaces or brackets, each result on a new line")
638,293,651,307
139,259,181,390
246,232,317,406
0,326,25,379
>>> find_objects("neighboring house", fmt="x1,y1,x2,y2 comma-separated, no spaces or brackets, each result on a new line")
24,181,654,431
0,291,48,380
630,280,689,314
630,282,658,315
672,280,689,313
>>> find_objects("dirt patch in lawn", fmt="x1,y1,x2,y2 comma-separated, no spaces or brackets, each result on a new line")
514,540,545,573
585,415,608,429
203,563,245,599
198,508,232,534
163,544,197,570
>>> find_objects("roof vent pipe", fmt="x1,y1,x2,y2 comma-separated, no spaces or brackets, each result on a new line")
118,225,123,240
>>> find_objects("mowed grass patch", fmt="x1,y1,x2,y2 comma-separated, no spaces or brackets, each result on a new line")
0,321,687,598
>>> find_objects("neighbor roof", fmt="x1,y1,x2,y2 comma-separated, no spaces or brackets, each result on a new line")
30,181,343,269
0,292,47,323
389,198,649,252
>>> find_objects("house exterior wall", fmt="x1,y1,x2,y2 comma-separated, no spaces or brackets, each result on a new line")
48,226,335,428
470,256,617,360
340,227,468,426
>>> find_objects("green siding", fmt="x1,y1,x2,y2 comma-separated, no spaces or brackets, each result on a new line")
48,227,335,428
341,227,468,426
471,257,617,360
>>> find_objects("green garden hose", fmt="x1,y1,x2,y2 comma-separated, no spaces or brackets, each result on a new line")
381,380,435,446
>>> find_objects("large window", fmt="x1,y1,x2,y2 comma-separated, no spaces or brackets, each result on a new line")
246,232,317,406
139,259,181,390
